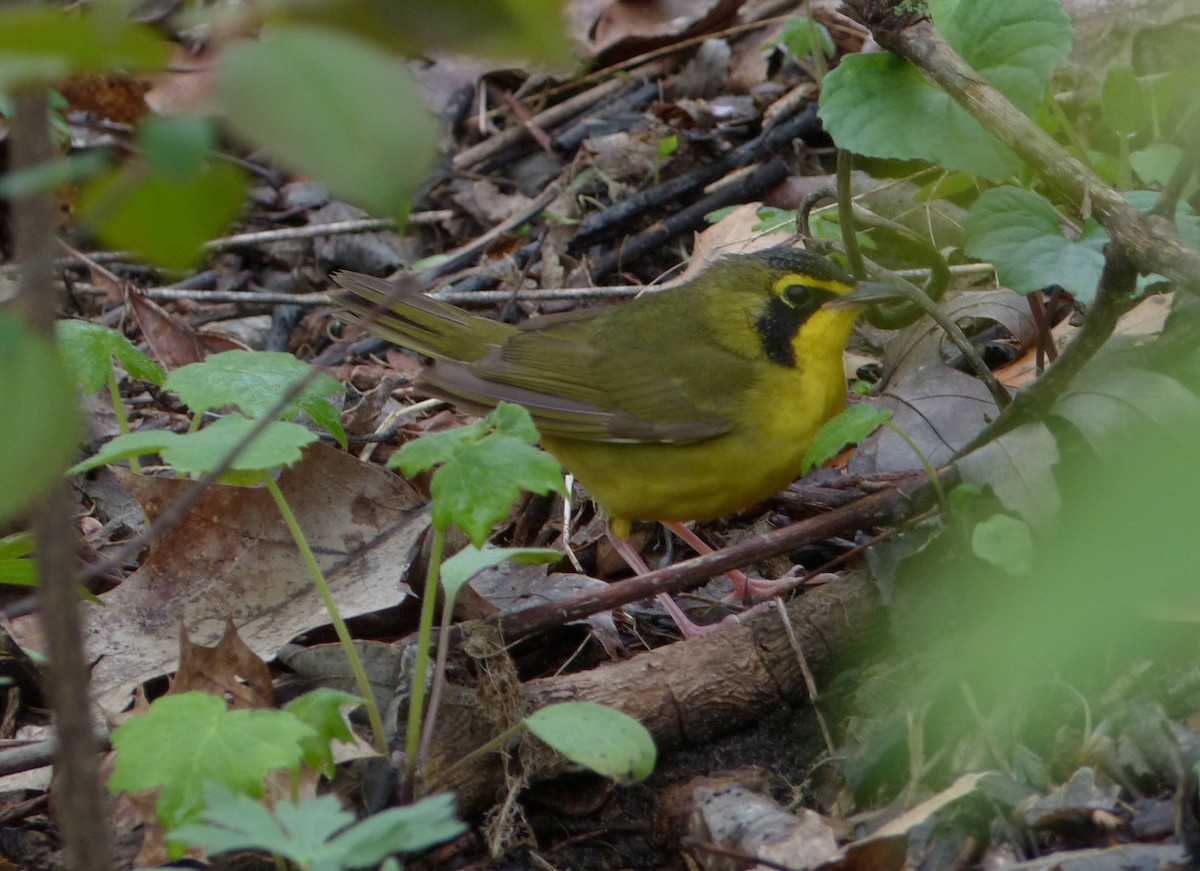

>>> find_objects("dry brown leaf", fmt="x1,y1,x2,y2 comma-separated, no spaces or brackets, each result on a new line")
12,443,427,712
129,288,250,370
579,0,745,64
169,619,274,708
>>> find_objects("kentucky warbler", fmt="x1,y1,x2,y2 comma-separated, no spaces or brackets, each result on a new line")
332,248,897,635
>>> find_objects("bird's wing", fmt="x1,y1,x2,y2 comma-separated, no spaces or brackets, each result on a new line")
421,318,751,444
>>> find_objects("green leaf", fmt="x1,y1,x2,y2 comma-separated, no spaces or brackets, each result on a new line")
138,115,217,181
962,186,1107,301
440,545,561,601
56,319,165,393
819,0,1072,179
0,150,109,199
325,793,465,864
956,422,1060,529
971,514,1034,576
171,783,352,863
774,15,834,63
964,187,1200,302
0,3,168,89
71,415,317,480
215,27,437,224
803,404,892,474
0,531,36,587
1130,142,1182,187
164,351,346,447
1100,66,1148,137
160,416,317,479
1052,365,1200,460
525,702,656,783
282,0,571,66
109,693,315,831
171,783,465,869
77,159,247,270
390,403,567,547
283,689,361,778
0,313,81,524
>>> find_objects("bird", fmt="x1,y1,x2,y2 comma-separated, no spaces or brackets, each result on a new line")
331,247,898,636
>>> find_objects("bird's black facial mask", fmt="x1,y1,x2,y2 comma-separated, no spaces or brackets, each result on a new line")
754,278,840,367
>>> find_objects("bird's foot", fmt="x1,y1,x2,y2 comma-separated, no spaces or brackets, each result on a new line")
654,593,739,638
720,568,803,605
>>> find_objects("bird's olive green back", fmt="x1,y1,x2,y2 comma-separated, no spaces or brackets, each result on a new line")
332,249,857,444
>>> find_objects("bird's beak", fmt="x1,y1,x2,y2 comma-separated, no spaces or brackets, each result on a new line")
825,282,907,308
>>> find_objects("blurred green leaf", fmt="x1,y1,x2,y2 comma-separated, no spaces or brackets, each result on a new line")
215,27,438,224
0,313,81,524
77,160,247,270
971,514,1034,576
280,0,572,65
1130,142,1182,187
1101,66,1148,137
139,115,218,181
0,3,168,89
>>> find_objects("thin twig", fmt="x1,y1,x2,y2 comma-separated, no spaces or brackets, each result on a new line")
12,88,114,871
202,212,452,251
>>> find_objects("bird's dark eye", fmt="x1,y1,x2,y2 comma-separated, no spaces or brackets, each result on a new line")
784,285,815,308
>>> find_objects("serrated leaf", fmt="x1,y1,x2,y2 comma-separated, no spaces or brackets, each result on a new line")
803,404,892,475
77,159,247,270
819,0,1072,179
0,313,81,523
163,351,346,446
283,689,362,778
56,319,166,392
69,429,179,475
171,783,351,862
971,513,1034,575
440,545,561,601
71,415,317,479
171,783,464,868
162,415,317,478
325,793,465,865
109,693,315,831
525,702,656,783
216,27,437,223
390,403,567,546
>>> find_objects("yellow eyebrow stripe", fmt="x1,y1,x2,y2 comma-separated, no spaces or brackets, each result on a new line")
772,273,853,299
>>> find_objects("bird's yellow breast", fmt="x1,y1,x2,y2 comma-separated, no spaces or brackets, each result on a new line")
542,305,860,536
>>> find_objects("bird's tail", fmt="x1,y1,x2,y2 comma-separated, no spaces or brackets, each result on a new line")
329,271,514,361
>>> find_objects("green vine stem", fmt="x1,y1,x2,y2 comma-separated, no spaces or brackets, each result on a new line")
404,524,445,789
260,472,387,755
106,366,140,474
